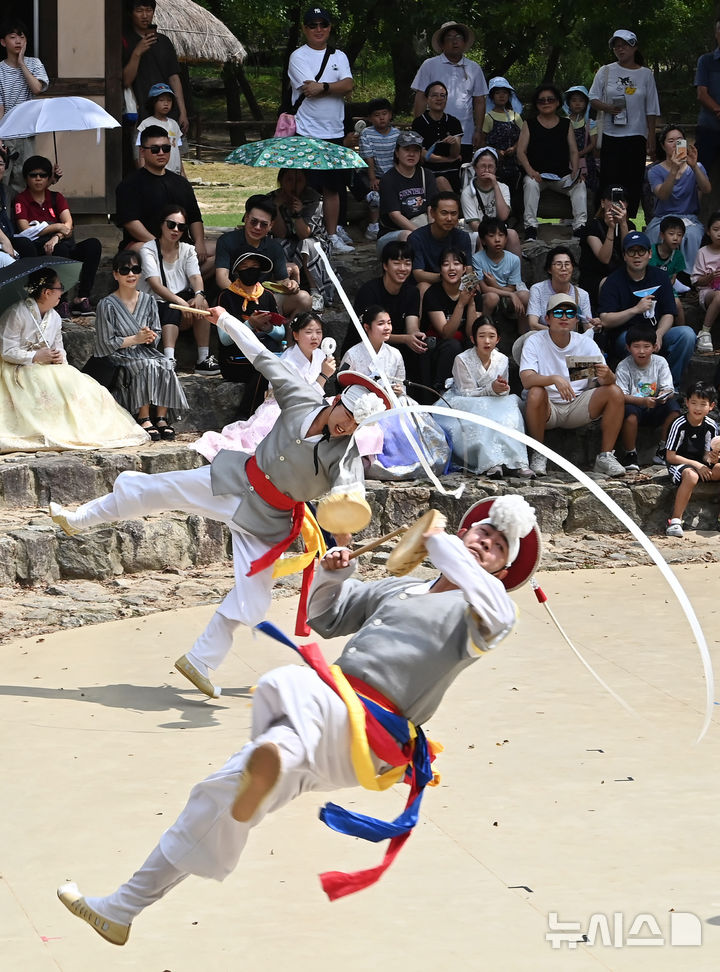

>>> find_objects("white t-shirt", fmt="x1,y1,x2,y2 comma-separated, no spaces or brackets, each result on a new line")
411,55,488,145
288,45,352,139
588,64,660,139
520,329,600,403
136,116,184,175
615,354,673,398
139,240,201,297
527,280,593,325
460,180,510,223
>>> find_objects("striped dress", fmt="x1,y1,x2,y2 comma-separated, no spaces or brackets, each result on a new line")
94,291,188,420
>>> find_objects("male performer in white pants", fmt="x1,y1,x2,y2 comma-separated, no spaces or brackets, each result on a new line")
50,306,388,699
57,495,541,945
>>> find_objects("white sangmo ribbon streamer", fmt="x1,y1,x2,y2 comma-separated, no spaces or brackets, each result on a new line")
311,242,463,499
358,404,715,743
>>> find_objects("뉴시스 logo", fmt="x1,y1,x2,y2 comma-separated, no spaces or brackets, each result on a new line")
546,911,702,949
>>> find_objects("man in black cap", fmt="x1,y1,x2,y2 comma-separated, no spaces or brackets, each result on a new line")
288,8,354,251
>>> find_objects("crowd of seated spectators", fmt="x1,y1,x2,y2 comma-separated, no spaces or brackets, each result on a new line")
2,5,720,544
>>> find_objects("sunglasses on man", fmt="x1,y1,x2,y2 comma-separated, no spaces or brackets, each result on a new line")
145,144,171,155
550,307,577,319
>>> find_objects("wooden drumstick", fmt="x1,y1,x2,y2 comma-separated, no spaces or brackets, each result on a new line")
348,524,408,561
169,303,211,315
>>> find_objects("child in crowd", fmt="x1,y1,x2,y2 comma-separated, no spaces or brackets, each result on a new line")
665,380,720,537
0,18,49,194
649,215,687,325
358,98,399,241
563,86,598,193
615,322,681,471
480,77,523,193
691,210,720,352
136,83,185,176
472,217,529,329
436,316,533,478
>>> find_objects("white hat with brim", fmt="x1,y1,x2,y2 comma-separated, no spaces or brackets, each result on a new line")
546,292,578,314
609,29,637,49
487,76,524,116
337,370,392,417
459,496,541,591
431,21,475,54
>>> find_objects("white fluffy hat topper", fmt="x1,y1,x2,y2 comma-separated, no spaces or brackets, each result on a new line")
479,495,536,565
460,495,542,590
337,370,392,421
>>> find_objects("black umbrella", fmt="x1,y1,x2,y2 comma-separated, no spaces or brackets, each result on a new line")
0,256,82,317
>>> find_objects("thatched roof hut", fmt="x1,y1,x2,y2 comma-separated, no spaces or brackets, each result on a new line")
155,0,246,63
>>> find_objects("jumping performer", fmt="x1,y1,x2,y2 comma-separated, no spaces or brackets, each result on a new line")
49,306,389,698
57,494,541,945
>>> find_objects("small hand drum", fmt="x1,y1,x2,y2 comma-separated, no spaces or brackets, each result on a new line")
316,490,372,534
386,509,446,575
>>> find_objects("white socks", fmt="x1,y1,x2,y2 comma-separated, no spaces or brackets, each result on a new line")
163,347,175,359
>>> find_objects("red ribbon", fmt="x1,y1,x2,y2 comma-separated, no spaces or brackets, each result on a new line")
244,455,312,635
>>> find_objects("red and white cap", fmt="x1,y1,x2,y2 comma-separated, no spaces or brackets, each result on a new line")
459,495,542,591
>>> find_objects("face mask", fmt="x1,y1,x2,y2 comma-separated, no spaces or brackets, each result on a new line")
236,268,263,286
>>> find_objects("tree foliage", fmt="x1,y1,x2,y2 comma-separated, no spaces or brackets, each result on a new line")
198,0,719,112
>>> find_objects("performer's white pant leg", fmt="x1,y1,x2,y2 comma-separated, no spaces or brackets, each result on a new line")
85,846,187,925
159,667,357,881
67,467,238,531
187,529,275,672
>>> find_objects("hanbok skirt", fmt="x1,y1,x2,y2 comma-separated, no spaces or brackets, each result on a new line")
192,397,281,462
0,360,149,453
359,397,451,481
434,391,529,474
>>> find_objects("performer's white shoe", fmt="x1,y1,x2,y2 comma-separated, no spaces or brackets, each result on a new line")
175,654,221,699
57,882,130,946
49,502,79,537
231,742,282,822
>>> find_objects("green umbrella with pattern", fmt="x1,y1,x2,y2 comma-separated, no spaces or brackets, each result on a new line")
226,135,366,169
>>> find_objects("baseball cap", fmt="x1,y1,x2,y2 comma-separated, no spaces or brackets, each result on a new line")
609,29,637,48
622,231,651,252
148,83,175,99
303,7,331,25
546,293,578,313
395,131,424,149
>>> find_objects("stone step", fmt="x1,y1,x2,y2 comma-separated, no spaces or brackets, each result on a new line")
0,443,205,510
3,472,718,587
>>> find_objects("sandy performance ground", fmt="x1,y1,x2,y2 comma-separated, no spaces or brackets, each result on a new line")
3,561,720,972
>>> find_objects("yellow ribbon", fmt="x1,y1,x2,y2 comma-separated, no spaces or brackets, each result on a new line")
271,508,327,579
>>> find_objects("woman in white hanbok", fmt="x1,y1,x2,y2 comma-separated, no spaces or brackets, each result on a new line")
193,312,336,460
436,317,534,478
339,305,450,480
0,268,148,453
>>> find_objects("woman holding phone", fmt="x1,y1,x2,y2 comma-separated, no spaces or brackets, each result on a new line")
579,185,634,307
645,125,711,270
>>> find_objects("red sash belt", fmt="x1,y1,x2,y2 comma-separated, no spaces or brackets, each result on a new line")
244,455,314,636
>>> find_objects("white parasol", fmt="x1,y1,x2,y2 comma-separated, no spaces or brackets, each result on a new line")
0,96,120,162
